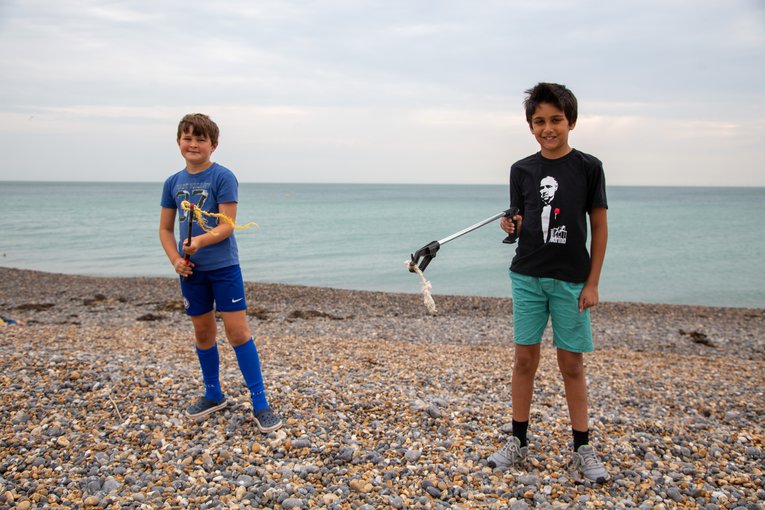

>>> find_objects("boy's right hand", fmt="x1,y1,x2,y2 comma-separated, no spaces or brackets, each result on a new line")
500,214,522,235
174,256,194,277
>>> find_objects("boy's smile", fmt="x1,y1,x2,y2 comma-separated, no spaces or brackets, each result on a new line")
530,102,575,159
178,129,217,172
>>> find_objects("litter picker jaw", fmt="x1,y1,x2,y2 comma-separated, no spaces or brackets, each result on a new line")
408,206,520,273
408,240,440,273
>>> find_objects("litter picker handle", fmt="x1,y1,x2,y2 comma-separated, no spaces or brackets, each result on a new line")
183,204,194,282
501,206,520,244
409,207,519,273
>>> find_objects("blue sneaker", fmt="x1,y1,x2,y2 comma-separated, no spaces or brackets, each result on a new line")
185,396,227,419
253,408,283,433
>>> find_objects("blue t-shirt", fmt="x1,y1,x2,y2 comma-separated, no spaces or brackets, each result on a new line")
160,162,240,271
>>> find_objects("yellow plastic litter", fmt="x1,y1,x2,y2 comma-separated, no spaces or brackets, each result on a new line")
180,200,258,234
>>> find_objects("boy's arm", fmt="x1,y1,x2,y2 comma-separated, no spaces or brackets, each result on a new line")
182,202,237,254
579,207,608,312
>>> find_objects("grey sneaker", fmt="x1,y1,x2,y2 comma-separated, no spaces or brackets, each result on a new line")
253,408,283,433
185,396,227,419
487,436,528,470
571,445,610,483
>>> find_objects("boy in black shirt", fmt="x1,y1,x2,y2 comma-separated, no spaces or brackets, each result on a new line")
487,83,609,483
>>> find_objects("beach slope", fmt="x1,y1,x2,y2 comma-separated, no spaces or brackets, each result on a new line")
1,268,763,508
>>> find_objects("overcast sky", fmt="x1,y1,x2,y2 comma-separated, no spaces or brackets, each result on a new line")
1,0,763,186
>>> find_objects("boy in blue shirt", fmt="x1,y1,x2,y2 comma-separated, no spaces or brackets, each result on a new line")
159,113,282,433
487,83,609,482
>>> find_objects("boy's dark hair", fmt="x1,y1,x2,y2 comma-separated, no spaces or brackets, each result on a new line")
177,113,220,146
524,83,578,126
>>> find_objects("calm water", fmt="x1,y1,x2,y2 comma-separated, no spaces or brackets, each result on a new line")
1,182,763,308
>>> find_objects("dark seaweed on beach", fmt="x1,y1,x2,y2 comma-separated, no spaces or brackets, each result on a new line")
679,329,716,347
247,306,273,320
155,300,185,312
287,309,344,321
287,310,343,321
14,303,55,311
136,313,165,322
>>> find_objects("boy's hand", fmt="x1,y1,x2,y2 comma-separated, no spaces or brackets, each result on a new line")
176,238,199,277
500,215,522,235
579,284,599,312
182,237,200,256
174,256,194,277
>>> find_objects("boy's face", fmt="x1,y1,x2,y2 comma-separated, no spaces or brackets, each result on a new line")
529,102,575,159
177,127,217,171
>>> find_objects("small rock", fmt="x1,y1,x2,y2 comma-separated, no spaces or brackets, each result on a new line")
281,498,303,509
425,405,442,419
404,449,422,462
83,495,100,506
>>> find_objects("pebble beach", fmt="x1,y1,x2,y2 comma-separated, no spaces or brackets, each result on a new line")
1,267,763,509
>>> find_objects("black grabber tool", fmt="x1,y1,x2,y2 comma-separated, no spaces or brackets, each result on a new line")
408,206,519,273
183,203,195,282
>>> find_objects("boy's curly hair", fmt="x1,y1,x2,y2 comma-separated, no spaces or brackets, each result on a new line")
524,83,578,126
177,113,220,146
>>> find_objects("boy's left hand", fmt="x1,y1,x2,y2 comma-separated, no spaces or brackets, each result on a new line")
183,237,200,256
579,284,599,312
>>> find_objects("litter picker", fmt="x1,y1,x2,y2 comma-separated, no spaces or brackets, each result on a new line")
408,206,519,273
183,203,194,282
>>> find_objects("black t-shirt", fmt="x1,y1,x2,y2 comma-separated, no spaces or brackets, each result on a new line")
509,149,608,283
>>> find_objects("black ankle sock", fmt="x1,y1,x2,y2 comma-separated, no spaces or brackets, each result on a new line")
512,420,529,447
573,428,590,451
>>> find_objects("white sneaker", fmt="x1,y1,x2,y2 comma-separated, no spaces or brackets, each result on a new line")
487,436,528,470
571,445,610,483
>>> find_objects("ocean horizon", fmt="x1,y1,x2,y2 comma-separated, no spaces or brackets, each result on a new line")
1,181,763,308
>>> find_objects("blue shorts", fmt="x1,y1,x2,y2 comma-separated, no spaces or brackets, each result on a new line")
510,271,593,353
180,265,247,317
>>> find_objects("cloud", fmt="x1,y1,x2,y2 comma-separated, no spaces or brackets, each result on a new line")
0,0,763,186
576,113,765,186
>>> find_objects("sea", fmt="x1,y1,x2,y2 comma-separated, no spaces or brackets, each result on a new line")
1,182,763,308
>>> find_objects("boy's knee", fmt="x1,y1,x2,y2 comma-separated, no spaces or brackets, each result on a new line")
559,365,583,381
514,350,540,375
193,323,217,347
227,334,251,347
191,313,217,346
220,311,251,345
557,355,584,380
224,323,251,346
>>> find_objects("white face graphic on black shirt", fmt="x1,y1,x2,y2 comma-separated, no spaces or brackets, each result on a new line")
539,176,566,244
539,176,558,205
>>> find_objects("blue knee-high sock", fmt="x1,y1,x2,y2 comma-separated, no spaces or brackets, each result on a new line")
233,338,269,412
196,344,224,402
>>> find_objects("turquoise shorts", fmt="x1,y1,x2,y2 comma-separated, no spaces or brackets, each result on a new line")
510,271,593,353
